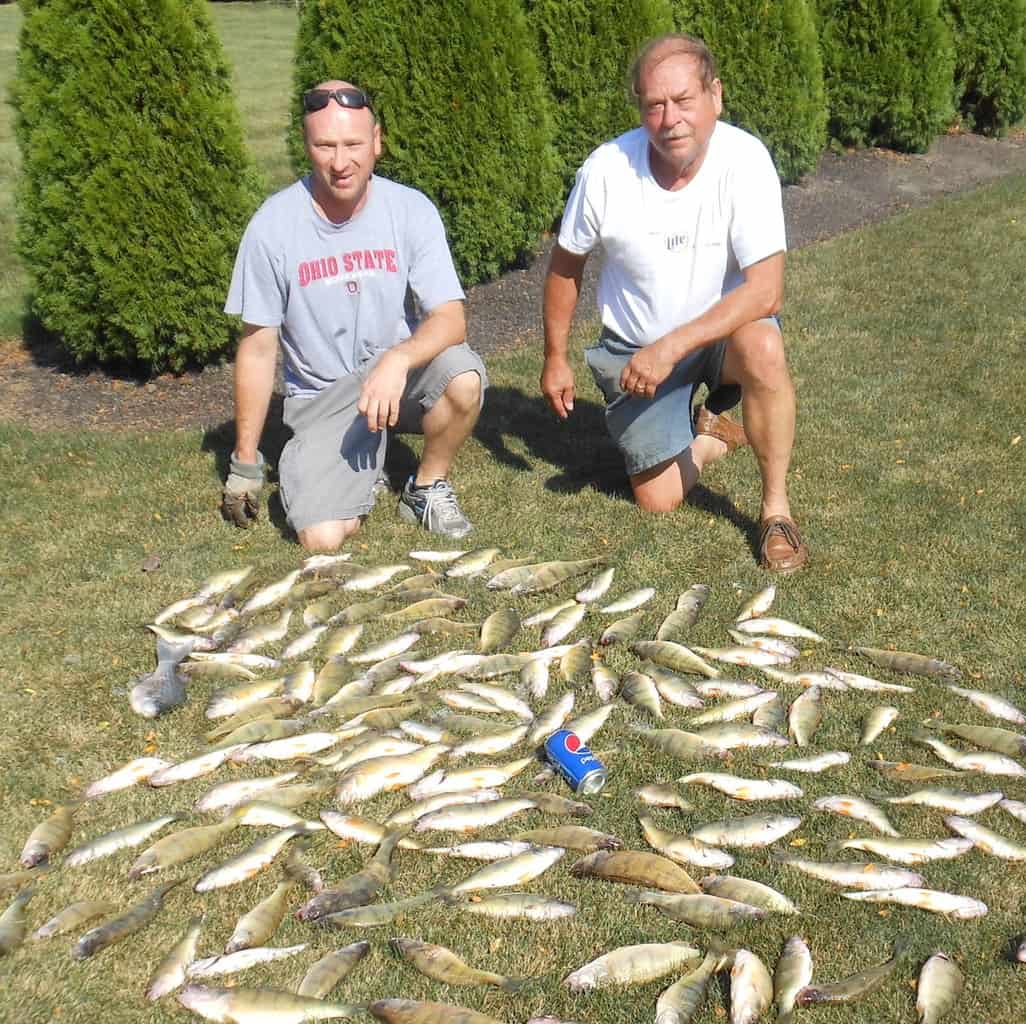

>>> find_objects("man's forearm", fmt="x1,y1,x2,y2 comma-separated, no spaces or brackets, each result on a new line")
233,325,279,462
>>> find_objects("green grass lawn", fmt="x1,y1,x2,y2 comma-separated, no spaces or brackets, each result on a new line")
1,175,1025,1022
0,1,298,340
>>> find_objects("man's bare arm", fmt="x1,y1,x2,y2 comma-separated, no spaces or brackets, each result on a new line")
620,252,785,395
359,299,466,433
541,244,589,419
233,323,279,462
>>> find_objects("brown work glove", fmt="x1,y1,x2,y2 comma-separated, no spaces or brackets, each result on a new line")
221,451,265,528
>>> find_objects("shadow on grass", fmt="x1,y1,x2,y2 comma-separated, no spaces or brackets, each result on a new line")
199,383,759,554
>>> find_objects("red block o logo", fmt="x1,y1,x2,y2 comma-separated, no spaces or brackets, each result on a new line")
565,734,580,753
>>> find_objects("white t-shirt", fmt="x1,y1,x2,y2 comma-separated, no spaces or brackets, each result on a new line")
558,122,786,345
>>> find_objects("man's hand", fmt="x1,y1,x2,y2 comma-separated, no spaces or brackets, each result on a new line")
221,451,265,528
620,339,677,398
359,348,410,433
541,356,576,419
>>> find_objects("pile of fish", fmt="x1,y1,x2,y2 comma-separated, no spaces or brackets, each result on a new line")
3,548,1026,1024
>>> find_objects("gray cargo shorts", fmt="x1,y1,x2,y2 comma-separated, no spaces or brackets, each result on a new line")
584,320,777,477
278,343,487,532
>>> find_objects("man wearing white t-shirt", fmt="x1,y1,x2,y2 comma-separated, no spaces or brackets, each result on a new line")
541,34,808,573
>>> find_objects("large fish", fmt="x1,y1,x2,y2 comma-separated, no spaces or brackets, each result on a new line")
146,914,205,1001
850,645,960,680
773,936,812,1024
391,937,528,991
194,824,311,892
730,949,773,1024
771,850,926,889
701,875,797,914
691,814,802,848
627,889,767,929
73,879,182,959
30,899,117,940
655,948,726,1024
297,941,370,999
795,939,909,1005
564,941,701,991
842,888,987,919
178,983,362,1022
369,998,504,1024
129,636,197,718
917,951,964,1023
442,845,565,895
638,816,734,869
0,889,34,956
570,850,700,893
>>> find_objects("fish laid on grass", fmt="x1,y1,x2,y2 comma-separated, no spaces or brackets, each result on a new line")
0,889,34,956
188,945,308,978
297,940,370,998
146,914,205,1000
843,888,988,919
65,813,184,867
620,671,663,718
930,721,1026,758
414,798,538,834
679,772,803,802
691,645,792,668
774,936,812,1024
635,784,694,810
570,850,700,893
73,879,182,959
861,706,899,745
130,637,195,718
999,798,1026,824
599,587,656,613
868,759,963,783
813,796,901,837
638,816,735,869
486,556,602,593
730,949,773,1024
421,840,534,861
695,723,790,750
735,585,775,623
564,941,701,991
946,685,1026,724
194,824,311,892
885,788,1003,815
655,948,725,1024
770,850,926,890
688,691,778,726
795,939,909,1006
178,983,362,1022
824,668,914,693
84,756,172,798
766,751,851,773
369,998,504,1024
643,663,704,709
335,744,451,806
319,891,436,929
576,567,616,603
701,875,798,914
834,836,974,865
391,937,529,991
514,826,620,852
760,667,847,691
442,845,565,895
944,815,1026,860
296,829,406,922
691,814,802,848
447,892,576,920
20,802,77,867
734,617,823,642
30,899,117,940
225,878,298,952
631,726,728,762
148,745,248,787
788,686,823,746
850,645,961,680
917,951,963,1023
600,612,647,647
633,641,720,678
912,730,1026,776
626,889,767,929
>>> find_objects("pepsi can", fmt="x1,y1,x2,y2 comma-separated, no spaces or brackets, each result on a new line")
543,729,607,794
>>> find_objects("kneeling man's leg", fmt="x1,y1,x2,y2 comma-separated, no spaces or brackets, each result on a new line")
297,518,361,552
417,368,483,485
629,433,730,513
721,318,808,571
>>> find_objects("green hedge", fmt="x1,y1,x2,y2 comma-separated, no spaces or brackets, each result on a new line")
943,0,1026,135
671,0,827,183
291,0,562,286
817,0,956,152
523,0,674,187
11,0,262,371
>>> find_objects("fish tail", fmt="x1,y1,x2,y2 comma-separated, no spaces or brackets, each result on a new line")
500,976,532,993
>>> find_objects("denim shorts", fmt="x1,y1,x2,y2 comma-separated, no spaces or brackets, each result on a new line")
278,343,487,532
584,322,776,477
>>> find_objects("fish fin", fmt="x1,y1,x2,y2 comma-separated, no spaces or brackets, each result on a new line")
500,976,533,993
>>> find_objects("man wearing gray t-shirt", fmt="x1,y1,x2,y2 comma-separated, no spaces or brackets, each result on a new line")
223,80,486,550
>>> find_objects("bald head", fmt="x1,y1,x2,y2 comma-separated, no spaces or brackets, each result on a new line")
302,79,377,133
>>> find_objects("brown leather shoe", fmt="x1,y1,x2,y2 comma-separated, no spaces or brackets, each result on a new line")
759,515,810,574
693,405,749,454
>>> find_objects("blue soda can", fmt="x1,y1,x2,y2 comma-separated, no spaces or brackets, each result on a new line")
543,729,607,794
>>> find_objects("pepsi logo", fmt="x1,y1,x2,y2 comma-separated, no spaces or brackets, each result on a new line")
564,734,581,753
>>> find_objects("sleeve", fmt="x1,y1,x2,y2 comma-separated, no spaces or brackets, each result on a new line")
223,209,288,327
729,139,787,270
405,194,466,314
557,156,604,256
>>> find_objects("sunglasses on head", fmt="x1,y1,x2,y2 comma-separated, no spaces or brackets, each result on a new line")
302,87,374,115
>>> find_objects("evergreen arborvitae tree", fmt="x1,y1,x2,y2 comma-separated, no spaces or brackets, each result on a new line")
670,0,826,183
11,0,262,371
523,0,674,187
290,0,561,285
942,0,1026,135
816,0,956,152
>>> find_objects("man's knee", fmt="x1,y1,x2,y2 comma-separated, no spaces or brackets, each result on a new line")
726,321,789,386
443,370,483,417
634,489,684,514
298,518,361,552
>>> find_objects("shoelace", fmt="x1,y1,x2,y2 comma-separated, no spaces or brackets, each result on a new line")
422,483,463,524
764,518,803,552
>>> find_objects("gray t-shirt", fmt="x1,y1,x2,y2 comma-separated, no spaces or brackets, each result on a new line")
225,175,465,397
